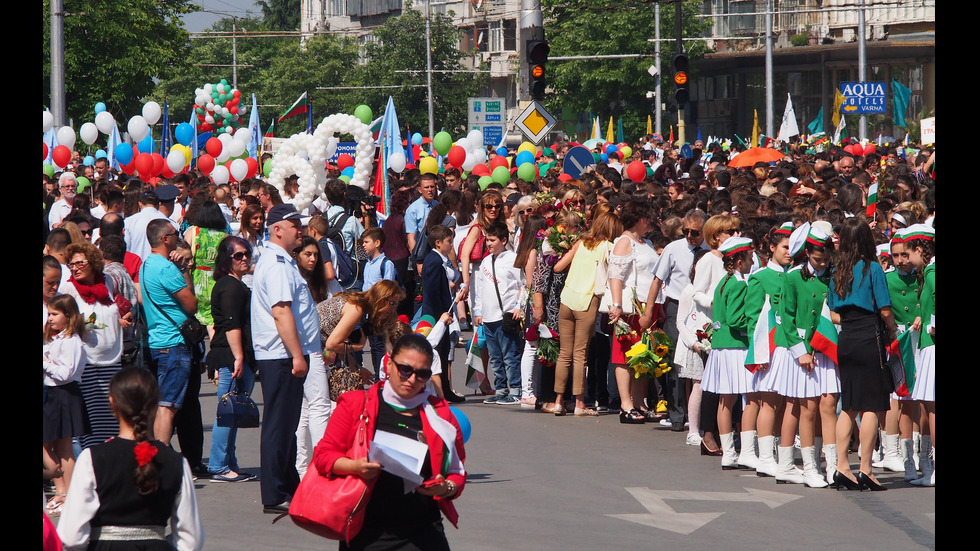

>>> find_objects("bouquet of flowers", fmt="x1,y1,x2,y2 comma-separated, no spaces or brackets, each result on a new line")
695,322,713,362
625,329,675,379
614,319,641,347
534,323,559,368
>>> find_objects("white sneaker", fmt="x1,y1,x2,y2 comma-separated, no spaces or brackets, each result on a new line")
686,433,701,446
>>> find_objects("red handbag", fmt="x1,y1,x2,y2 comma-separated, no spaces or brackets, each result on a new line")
289,396,375,542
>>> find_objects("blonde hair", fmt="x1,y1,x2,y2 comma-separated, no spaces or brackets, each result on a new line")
703,214,741,249
581,211,623,250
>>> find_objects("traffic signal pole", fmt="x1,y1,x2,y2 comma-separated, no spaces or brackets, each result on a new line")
675,3,685,146
519,0,544,104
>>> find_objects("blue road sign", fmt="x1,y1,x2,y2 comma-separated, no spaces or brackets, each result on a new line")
563,146,596,178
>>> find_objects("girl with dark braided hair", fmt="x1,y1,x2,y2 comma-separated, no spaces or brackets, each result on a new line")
57,367,204,550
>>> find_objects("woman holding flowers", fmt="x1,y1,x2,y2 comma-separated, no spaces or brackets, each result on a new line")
607,200,660,424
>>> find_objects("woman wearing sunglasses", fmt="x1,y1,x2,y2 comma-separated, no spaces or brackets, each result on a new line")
459,189,504,301
313,333,466,550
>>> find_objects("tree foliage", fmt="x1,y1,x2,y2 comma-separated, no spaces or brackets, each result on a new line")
42,0,197,125
542,0,711,140
258,0,301,31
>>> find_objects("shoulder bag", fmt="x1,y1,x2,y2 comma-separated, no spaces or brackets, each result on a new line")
491,254,522,335
140,261,205,348
215,377,260,428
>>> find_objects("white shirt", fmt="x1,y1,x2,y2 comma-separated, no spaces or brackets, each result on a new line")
473,250,522,322
48,198,73,230
653,237,711,301
250,242,322,360
125,207,177,260
42,332,87,386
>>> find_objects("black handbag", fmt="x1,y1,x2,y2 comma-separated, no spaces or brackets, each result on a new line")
215,378,260,428
491,254,523,335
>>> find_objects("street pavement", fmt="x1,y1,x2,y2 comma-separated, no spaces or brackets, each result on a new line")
52,337,936,550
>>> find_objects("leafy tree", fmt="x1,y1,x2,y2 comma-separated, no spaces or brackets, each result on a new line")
42,0,197,125
258,0,300,31
543,0,711,140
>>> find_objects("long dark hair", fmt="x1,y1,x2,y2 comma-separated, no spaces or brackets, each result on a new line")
214,235,252,280
514,215,548,270
109,367,162,495
832,218,876,298
191,200,227,231
239,204,265,243
718,249,752,296
294,235,327,302
905,237,935,297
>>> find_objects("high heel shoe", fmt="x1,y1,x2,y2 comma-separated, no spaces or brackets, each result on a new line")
832,470,865,491
701,440,723,457
857,471,887,491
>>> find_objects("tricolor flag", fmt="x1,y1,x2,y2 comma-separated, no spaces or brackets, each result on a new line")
886,329,917,397
279,91,309,122
866,183,879,217
745,296,777,372
809,300,838,364
464,332,487,389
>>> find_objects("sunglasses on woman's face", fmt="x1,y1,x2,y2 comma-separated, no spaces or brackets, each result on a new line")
520,208,535,216
392,360,432,382
483,203,502,210
232,251,251,261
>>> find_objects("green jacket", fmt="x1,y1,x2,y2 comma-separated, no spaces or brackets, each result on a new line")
886,269,920,329
711,272,750,349
918,263,935,348
745,263,788,352
778,265,831,358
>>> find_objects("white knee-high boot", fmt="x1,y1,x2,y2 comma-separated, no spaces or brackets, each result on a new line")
775,446,804,484
720,432,739,470
756,435,777,477
737,430,759,469
801,446,829,488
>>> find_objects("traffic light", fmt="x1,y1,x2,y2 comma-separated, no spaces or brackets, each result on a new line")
672,52,690,105
526,39,550,101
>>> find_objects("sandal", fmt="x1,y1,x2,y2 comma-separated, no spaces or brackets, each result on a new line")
620,409,647,424
574,407,599,417
553,403,567,416
46,494,66,515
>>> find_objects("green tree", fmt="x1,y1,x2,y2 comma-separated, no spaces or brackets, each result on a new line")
542,0,711,140
42,0,197,125
258,0,300,31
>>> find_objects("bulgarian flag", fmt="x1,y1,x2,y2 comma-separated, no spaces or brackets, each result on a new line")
809,300,839,363
464,332,487,389
278,91,309,122
745,296,776,373
866,183,879,217
886,330,917,397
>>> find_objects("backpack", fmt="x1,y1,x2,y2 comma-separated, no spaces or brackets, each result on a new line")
411,223,432,267
318,233,357,290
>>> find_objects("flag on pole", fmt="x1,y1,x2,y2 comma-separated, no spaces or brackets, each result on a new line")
866,183,879,217
606,117,615,143
833,114,847,145
777,93,800,143
809,301,839,364
306,94,314,134
668,125,674,146
752,109,760,148
616,117,624,143
247,93,260,160
807,106,824,136
696,126,702,143
745,296,777,372
646,115,653,136
464,332,487,389
160,102,172,156
189,110,199,163
375,96,402,216
406,125,415,167
832,88,846,128
891,79,912,127
279,91,308,122
108,125,122,171
886,329,917,397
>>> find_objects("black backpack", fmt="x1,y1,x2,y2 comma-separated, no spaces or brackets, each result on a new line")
323,212,358,289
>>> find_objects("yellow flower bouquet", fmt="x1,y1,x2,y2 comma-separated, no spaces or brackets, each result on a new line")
625,329,675,379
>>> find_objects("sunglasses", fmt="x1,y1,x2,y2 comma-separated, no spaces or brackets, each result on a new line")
392,360,432,382
520,208,535,215
483,203,502,210
682,228,702,237
232,251,251,261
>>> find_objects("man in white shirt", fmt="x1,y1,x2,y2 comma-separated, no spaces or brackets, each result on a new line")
48,173,78,230
125,186,179,260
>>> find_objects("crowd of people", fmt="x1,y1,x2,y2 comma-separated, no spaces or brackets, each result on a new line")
42,133,935,549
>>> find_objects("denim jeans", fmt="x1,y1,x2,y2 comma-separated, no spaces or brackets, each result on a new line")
208,365,256,474
483,320,523,395
150,343,193,409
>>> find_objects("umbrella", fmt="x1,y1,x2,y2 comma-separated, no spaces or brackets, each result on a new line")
728,147,787,167
582,138,603,149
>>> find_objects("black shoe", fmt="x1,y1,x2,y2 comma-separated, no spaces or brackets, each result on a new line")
833,470,865,491
670,422,685,432
444,391,466,403
620,409,646,424
856,471,887,491
263,501,291,514
191,464,211,479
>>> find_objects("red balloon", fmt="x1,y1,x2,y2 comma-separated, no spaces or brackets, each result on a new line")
230,106,238,115
490,155,509,170
161,166,175,179
447,145,466,168
206,137,223,158
244,157,259,179
233,90,241,98
120,160,136,175
863,143,876,156
471,164,490,177
337,154,354,170
626,160,647,182
151,153,165,177
134,153,154,177
43,142,49,161
201,123,212,132
198,154,216,175
52,145,71,168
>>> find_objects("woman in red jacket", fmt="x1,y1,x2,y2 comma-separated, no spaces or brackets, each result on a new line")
313,333,466,550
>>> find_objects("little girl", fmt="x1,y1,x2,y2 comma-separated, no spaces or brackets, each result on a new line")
58,367,203,549
904,224,935,487
43,294,90,516
701,236,755,470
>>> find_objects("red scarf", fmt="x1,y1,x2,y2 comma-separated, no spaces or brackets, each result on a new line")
69,273,113,306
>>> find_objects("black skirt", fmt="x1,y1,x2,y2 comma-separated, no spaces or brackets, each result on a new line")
43,382,91,442
837,307,890,413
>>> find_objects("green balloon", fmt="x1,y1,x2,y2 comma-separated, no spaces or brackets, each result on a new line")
353,105,373,125
76,177,91,193
478,176,493,190
433,131,453,156
263,159,273,176
196,107,205,115
339,175,352,184
517,163,537,182
43,164,55,178
491,166,510,185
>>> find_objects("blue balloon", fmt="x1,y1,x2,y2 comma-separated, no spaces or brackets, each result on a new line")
449,407,471,444
496,147,508,157
175,123,195,147
115,143,134,165
94,102,106,114
83,155,95,166
515,151,534,166
605,143,618,154
412,132,423,146
342,166,355,178
138,135,154,154
600,153,609,163
95,149,107,159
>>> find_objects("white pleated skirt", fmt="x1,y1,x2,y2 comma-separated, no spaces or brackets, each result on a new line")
753,349,783,393
701,348,752,395
770,347,840,398
909,345,935,402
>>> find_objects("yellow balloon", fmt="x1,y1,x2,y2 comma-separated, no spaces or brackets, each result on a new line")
621,146,633,159
419,156,438,175
173,144,192,166
518,142,536,156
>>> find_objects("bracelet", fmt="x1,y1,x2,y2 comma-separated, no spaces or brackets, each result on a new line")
611,303,622,309
442,480,456,498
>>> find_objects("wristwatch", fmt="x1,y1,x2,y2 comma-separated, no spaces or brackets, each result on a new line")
611,303,622,309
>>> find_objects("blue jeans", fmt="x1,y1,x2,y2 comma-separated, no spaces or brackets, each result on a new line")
150,344,193,409
208,365,255,475
483,320,522,395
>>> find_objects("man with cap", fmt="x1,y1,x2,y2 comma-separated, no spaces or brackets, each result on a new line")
538,147,557,174
125,185,180,260
251,203,322,514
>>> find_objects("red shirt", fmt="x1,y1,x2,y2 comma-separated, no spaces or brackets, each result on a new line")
123,252,142,282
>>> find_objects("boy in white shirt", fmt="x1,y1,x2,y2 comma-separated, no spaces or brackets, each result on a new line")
474,221,525,404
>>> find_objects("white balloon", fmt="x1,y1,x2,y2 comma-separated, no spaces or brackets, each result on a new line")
56,126,76,149
230,159,249,181
472,148,487,164
235,127,252,143
204,83,213,93
142,101,162,125
217,83,225,93
166,150,186,173
216,134,233,162
467,130,483,147
79,123,99,145
127,116,149,142
462,151,478,171
43,111,54,133
239,106,247,116
95,111,116,135
205,115,215,125
211,164,230,185
227,138,247,158
456,137,472,152
388,152,406,173
326,137,339,159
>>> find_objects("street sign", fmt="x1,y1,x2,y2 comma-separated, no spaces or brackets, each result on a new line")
515,100,556,145
468,97,506,148
562,145,596,178
838,82,887,114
